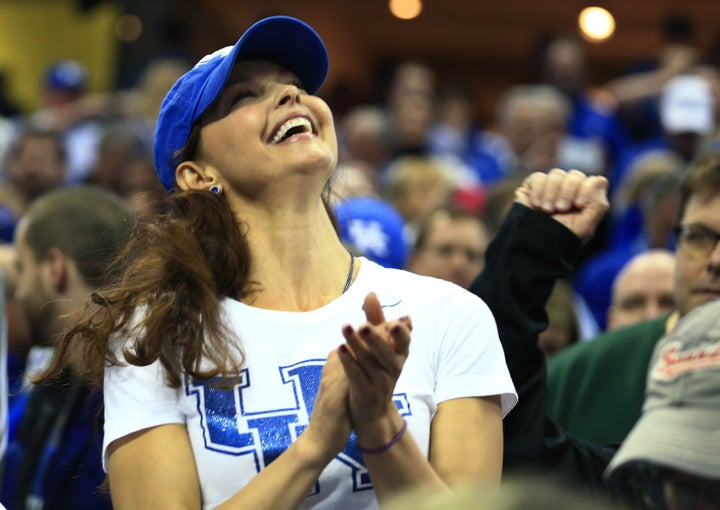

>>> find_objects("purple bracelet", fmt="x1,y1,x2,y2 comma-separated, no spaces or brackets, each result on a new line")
357,419,408,455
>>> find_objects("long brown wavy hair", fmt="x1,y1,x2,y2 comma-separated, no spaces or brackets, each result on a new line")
42,187,252,389
42,122,340,390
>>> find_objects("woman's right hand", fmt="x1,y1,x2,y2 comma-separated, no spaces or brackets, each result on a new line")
337,293,412,447
298,349,352,466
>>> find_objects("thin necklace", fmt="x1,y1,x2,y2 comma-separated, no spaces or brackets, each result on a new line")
342,253,355,294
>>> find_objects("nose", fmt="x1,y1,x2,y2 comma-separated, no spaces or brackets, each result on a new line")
448,248,472,276
707,240,720,273
276,83,302,107
644,301,661,320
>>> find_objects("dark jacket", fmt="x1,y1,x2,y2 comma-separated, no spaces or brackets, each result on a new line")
1,372,112,510
470,204,640,506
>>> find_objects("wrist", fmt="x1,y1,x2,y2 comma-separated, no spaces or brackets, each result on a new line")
354,410,406,453
294,427,336,470
358,419,407,455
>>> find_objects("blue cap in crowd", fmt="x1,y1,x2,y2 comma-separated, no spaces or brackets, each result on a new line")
153,15,329,191
44,60,88,92
335,197,409,270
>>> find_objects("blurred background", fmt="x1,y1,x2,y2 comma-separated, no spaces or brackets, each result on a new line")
2,7,720,491
0,0,718,123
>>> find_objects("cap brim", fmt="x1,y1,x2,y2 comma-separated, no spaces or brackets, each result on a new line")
233,16,328,95
662,111,714,134
606,406,720,480
192,16,328,125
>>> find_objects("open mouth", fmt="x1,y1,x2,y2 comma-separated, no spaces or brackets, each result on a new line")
270,117,314,144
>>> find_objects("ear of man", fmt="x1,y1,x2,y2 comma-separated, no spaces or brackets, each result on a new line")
606,306,616,331
43,247,70,294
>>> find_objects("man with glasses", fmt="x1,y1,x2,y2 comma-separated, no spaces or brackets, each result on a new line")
542,151,720,446
603,297,720,510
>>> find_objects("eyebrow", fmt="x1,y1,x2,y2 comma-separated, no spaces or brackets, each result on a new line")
680,222,720,234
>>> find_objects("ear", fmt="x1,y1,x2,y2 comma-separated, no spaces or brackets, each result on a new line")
175,160,220,192
43,247,69,294
606,307,615,331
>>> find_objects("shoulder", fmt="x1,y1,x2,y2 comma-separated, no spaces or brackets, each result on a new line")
549,315,667,373
358,259,494,330
365,260,488,308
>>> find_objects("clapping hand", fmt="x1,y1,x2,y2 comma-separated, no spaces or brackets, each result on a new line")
303,349,353,464
337,292,412,439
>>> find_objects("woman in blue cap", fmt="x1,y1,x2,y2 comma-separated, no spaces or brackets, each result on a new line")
46,16,516,509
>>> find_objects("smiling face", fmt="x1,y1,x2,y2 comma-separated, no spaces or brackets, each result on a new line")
187,60,337,199
674,191,720,317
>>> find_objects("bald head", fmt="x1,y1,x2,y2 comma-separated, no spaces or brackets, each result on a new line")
607,250,676,331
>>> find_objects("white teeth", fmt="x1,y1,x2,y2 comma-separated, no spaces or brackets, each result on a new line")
270,117,312,144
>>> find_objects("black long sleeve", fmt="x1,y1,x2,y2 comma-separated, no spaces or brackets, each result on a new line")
469,203,619,493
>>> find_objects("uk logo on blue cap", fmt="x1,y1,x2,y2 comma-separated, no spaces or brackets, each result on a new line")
335,197,409,269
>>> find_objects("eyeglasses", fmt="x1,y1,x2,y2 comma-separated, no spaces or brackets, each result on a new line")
674,224,720,258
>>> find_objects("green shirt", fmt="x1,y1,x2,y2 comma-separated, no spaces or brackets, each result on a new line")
547,315,668,445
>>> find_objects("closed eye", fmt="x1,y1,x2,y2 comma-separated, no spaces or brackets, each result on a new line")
290,79,307,92
206,87,261,120
231,89,259,104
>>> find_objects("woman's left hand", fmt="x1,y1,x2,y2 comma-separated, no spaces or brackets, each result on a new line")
337,292,412,435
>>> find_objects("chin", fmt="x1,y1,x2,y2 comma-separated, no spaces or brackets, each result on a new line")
687,295,720,316
301,151,336,176
703,294,720,307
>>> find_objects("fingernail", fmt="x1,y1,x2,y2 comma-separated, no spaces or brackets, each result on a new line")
360,326,371,336
343,324,354,335
339,344,348,353
557,199,569,209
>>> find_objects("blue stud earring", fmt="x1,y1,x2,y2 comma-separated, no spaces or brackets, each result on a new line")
210,184,221,195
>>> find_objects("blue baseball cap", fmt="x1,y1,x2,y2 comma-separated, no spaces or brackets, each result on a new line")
335,197,409,270
153,15,329,191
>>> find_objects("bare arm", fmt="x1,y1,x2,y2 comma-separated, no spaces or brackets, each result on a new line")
605,44,698,104
342,396,502,503
108,425,202,509
337,294,504,504
429,396,503,484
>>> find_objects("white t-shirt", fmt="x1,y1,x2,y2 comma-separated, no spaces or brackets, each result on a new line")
103,258,517,509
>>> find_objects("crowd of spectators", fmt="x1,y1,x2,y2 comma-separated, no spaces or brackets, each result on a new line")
1,11,720,510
